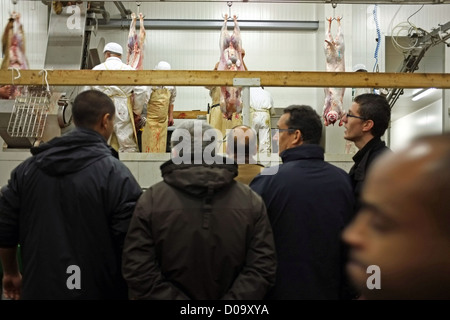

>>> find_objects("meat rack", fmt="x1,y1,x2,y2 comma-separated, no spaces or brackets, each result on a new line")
7,87,51,142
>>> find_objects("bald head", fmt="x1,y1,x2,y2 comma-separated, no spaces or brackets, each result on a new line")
226,125,258,164
343,133,450,300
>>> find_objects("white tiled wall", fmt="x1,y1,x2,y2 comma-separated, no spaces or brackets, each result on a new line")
390,100,444,152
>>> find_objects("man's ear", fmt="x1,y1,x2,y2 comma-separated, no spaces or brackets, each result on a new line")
101,113,111,129
362,119,374,133
292,129,303,145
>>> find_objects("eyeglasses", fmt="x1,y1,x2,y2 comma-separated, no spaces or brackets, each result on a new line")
345,112,367,121
276,128,298,133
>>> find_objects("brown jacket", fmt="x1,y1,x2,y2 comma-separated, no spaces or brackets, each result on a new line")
122,155,277,300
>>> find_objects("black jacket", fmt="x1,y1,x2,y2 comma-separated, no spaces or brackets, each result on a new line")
250,145,354,299
0,128,142,299
122,155,277,300
349,137,391,213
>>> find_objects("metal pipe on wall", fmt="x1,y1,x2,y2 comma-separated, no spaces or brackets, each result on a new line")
97,19,319,31
37,1,450,4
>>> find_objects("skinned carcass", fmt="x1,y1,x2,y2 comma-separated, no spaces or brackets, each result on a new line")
127,12,145,70
1,12,29,99
218,14,245,120
323,17,345,126
127,12,147,131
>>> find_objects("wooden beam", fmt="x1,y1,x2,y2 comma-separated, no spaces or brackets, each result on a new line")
173,110,207,119
0,70,449,88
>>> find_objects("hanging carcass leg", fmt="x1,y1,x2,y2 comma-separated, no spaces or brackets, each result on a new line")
217,14,244,120
323,17,345,126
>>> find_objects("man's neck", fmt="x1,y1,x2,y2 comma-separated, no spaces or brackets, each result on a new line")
355,134,375,150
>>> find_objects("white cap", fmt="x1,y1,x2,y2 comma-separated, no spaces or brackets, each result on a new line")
103,42,123,55
353,63,367,72
154,61,171,70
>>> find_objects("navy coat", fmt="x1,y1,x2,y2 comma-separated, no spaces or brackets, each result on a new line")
250,144,354,299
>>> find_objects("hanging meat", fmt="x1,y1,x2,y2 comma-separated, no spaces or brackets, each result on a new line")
1,12,29,99
323,17,345,126
2,12,28,70
52,1,83,15
127,12,146,70
218,14,245,120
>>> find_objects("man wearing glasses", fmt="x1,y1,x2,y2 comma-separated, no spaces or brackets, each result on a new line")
250,105,354,299
342,93,391,214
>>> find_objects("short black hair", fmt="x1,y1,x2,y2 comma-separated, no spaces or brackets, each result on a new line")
283,105,322,144
354,93,391,137
72,90,115,129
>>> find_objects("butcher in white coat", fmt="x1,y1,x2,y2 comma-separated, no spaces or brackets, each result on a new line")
250,87,274,157
85,42,149,152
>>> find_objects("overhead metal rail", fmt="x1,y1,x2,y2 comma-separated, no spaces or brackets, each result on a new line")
36,1,450,4
98,19,319,31
386,20,450,108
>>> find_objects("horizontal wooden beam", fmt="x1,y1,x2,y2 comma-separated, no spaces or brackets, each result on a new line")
0,70,449,88
173,110,207,119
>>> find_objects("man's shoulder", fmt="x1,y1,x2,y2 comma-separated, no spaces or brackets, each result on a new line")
92,64,104,70
369,141,391,159
323,161,352,179
11,155,37,175
250,164,280,185
120,63,135,71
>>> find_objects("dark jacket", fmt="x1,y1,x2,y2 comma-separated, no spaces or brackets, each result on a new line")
349,137,390,213
0,128,142,299
122,155,277,300
250,145,354,300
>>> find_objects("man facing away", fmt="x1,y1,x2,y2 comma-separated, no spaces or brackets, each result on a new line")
85,42,149,153
250,105,354,299
122,120,277,299
225,125,264,185
342,93,391,213
343,133,450,300
0,90,142,300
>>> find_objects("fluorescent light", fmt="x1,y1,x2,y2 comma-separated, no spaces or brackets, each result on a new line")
412,88,437,101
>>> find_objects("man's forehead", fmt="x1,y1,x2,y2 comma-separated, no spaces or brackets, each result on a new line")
278,113,288,125
349,102,360,112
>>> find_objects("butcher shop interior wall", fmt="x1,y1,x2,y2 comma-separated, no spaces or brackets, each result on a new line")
0,1,449,157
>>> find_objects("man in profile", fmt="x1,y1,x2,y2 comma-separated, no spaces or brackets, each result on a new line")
342,93,391,213
250,105,354,299
343,133,450,300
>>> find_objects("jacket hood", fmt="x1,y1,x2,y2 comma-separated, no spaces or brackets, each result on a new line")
160,155,238,198
31,127,117,176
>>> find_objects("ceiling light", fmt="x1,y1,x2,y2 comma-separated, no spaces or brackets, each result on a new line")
411,88,437,101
